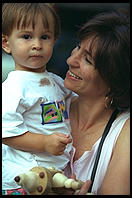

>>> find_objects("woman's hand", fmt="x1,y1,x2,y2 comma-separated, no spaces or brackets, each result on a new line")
71,173,92,195
75,180,92,195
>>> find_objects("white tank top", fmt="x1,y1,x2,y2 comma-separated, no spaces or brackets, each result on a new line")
65,111,130,194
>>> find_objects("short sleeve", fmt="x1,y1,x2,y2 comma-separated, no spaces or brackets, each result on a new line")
2,76,28,138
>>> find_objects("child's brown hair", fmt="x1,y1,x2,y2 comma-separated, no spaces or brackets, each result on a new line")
2,3,61,40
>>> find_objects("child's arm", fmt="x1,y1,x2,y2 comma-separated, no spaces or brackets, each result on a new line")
2,132,72,155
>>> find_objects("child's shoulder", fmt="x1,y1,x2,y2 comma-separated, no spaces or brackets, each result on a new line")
48,71,64,82
2,70,29,90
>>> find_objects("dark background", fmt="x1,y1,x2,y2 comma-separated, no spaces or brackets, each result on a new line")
2,3,130,82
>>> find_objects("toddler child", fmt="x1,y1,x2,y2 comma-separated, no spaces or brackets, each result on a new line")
2,3,74,195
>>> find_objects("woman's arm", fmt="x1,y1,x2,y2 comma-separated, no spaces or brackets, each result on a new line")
2,131,72,155
100,118,130,195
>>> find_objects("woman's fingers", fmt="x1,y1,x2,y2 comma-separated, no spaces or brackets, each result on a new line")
70,173,76,180
77,180,92,195
70,174,92,195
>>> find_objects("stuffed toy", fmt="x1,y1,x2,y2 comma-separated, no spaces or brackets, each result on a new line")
14,166,93,195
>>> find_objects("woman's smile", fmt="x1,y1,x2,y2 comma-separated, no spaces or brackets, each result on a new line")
66,70,83,80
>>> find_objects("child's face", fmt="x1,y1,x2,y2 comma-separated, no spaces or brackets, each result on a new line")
2,14,55,72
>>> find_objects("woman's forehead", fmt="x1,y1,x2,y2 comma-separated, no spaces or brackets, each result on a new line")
81,36,98,56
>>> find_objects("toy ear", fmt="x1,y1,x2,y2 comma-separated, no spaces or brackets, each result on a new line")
2,34,11,54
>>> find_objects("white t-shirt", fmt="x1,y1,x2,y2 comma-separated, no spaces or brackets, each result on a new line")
2,70,76,190
64,111,130,194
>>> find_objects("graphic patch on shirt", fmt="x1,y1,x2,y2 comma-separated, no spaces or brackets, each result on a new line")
40,99,68,124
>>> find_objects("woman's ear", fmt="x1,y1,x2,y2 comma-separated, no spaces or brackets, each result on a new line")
2,34,11,54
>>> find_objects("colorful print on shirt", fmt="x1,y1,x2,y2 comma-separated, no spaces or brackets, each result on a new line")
2,188,27,195
40,99,68,124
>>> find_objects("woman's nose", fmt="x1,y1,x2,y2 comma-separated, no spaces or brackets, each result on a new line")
66,47,80,67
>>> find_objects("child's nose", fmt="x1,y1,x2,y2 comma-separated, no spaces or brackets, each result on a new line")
32,39,42,50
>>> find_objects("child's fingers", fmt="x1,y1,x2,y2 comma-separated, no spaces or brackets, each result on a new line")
54,133,72,144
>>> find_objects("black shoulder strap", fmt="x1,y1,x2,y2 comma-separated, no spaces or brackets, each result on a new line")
88,109,119,193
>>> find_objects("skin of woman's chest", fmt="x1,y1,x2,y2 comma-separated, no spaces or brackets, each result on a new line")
69,100,113,161
71,123,106,161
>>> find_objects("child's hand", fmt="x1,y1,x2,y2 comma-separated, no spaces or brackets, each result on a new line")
43,132,72,155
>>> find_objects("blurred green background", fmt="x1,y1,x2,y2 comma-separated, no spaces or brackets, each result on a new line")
2,3,130,82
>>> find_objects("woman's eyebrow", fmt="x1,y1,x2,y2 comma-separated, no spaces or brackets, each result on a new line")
85,49,93,58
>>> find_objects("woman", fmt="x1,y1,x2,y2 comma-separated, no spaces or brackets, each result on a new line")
64,10,130,195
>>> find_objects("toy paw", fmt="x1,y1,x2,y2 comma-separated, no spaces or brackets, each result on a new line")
14,166,52,195
52,172,84,190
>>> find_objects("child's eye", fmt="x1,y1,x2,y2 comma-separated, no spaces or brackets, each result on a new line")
23,35,31,40
41,35,49,40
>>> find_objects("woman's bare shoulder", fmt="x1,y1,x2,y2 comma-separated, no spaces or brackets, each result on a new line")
101,117,130,195
116,117,130,147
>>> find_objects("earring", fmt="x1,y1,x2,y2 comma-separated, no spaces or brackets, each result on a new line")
105,96,113,109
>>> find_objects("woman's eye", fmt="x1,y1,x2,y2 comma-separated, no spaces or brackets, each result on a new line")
86,57,92,65
41,35,49,40
23,35,31,40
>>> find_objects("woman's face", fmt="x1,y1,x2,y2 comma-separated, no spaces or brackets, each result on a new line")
64,37,109,99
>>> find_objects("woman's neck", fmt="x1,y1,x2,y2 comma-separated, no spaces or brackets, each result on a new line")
70,96,113,130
